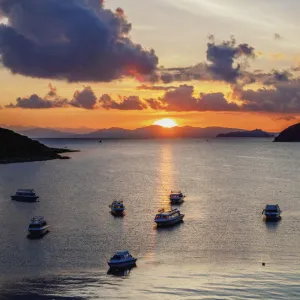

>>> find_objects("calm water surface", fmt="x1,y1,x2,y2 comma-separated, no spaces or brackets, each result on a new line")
0,138,300,299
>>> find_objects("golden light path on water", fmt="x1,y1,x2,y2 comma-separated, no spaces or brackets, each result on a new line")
143,142,174,261
157,142,174,211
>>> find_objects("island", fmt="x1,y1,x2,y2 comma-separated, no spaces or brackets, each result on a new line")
274,122,300,142
0,127,78,164
217,129,274,138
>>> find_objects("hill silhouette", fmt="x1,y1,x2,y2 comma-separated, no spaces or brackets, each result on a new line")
0,127,77,163
274,123,300,142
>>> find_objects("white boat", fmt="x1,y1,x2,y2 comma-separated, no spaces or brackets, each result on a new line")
107,250,137,269
262,204,282,221
11,189,39,202
109,201,125,215
27,216,50,238
154,208,184,227
169,191,185,204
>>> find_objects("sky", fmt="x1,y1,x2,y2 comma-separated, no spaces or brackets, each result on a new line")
1,0,300,131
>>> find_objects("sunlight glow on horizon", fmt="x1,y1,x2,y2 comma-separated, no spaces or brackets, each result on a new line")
154,118,178,128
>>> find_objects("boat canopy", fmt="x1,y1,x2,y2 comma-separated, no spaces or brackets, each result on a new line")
265,204,280,211
115,250,130,255
156,208,180,216
30,216,45,224
17,189,35,193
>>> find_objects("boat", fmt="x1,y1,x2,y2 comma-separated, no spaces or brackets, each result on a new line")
27,216,50,238
154,208,184,227
109,200,125,216
107,250,137,269
11,189,39,202
169,190,185,204
262,204,282,221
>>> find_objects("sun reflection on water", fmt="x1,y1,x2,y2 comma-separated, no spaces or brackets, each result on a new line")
156,142,174,211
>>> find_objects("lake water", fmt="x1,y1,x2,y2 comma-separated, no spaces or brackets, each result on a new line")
1,138,300,299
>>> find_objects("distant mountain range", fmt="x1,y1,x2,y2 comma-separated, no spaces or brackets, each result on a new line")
2,125,277,139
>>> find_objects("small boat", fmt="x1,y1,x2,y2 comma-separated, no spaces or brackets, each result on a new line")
262,204,282,221
154,208,184,227
107,250,137,269
11,189,39,202
169,190,185,204
109,201,125,216
98,140,102,143
27,216,50,238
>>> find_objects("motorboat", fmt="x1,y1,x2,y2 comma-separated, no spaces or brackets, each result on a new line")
262,204,282,221
169,190,185,204
109,201,125,216
27,216,50,238
11,189,39,202
154,208,184,227
107,250,137,269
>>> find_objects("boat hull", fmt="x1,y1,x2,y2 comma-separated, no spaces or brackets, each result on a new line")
27,226,49,238
155,214,184,227
107,259,137,269
264,214,281,222
111,209,125,216
170,198,184,204
11,195,39,202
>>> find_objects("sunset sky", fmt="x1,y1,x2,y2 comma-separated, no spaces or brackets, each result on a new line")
1,0,300,131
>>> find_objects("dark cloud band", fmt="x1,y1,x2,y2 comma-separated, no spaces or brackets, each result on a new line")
0,0,158,82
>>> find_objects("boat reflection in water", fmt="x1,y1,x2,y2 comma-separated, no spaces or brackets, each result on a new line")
107,265,136,277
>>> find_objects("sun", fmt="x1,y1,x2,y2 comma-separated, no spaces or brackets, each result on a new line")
154,118,178,128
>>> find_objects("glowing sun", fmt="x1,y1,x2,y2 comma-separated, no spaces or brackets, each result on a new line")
154,118,178,128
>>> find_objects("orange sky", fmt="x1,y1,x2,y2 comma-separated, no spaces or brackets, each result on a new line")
0,104,295,132
1,0,300,132
0,71,296,132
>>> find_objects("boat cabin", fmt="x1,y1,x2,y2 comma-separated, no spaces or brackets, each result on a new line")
28,216,47,229
111,250,132,261
110,201,124,208
16,189,37,196
264,204,281,213
155,208,181,220
170,191,183,197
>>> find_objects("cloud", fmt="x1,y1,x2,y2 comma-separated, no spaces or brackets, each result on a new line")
147,85,239,112
206,36,255,83
6,84,98,109
99,94,147,110
157,37,255,84
261,70,292,85
0,0,158,82
160,63,212,83
274,33,282,40
6,94,67,109
6,84,68,109
274,115,297,121
70,86,97,109
145,98,165,110
238,80,300,113
137,84,177,91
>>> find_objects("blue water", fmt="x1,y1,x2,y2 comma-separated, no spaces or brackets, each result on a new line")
0,138,300,299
